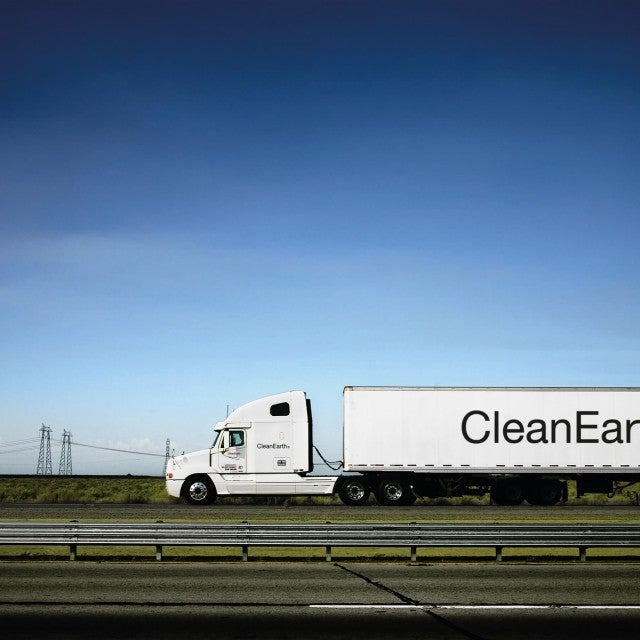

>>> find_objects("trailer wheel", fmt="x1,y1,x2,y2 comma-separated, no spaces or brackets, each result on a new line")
182,475,217,506
338,478,370,506
376,478,413,506
525,479,562,506
490,479,525,506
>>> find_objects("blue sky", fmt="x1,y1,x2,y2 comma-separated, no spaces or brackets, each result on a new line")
1,1,639,475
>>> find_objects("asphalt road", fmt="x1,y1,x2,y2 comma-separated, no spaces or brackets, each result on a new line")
2,562,640,639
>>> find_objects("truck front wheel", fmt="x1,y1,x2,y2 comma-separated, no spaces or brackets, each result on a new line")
182,475,217,506
338,478,370,506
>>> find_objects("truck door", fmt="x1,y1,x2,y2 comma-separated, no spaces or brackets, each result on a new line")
219,429,247,473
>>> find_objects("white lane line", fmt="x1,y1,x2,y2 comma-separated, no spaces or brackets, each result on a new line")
311,604,640,610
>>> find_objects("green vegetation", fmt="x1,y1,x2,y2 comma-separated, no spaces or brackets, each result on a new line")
0,476,639,506
0,476,172,504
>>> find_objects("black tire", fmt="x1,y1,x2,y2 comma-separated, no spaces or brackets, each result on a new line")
525,479,562,506
338,478,370,506
490,479,525,506
376,477,413,506
182,475,217,506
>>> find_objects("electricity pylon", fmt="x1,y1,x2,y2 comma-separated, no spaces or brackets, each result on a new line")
36,424,53,475
58,430,72,475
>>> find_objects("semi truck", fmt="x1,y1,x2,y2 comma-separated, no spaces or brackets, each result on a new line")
165,386,640,506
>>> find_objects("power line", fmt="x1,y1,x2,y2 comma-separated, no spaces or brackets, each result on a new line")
70,441,166,457
0,445,41,455
0,437,41,455
0,437,41,447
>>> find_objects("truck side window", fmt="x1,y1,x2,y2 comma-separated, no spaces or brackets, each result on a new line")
270,402,290,416
230,431,245,447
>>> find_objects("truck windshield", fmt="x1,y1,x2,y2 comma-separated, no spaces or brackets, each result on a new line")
211,431,221,448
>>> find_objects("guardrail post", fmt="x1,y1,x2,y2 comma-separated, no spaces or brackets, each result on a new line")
579,546,587,562
242,545,249,562
68,521,78,561
154,521,164,561
410,546,417,562
495,546,503,562
325,521,332,561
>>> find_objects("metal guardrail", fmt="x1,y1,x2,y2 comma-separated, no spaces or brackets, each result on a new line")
1,522,639,561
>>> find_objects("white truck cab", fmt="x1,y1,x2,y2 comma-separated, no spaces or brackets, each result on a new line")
166,391,337,504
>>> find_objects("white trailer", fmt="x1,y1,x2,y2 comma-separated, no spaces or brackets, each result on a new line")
165,386,640,506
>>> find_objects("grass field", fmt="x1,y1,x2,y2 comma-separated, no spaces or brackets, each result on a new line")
1,475,639,507
0,475,172,504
